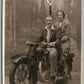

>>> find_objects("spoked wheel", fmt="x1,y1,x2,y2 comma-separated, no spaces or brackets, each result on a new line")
9,60,30,84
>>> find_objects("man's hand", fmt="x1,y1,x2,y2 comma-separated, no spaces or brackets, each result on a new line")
48,42,55,47
40,42,56,47
40,42,47,45
25,41,30,45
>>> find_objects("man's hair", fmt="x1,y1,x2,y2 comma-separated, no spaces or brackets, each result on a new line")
46,15,53,19
57,10,65,18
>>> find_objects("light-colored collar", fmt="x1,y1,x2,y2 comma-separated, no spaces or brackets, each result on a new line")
44,25,55,30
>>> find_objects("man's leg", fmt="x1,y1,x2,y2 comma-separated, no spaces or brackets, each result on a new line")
47,48,57,77
36,45,45,60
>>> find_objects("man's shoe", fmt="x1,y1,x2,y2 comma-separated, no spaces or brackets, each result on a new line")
50,76,55,81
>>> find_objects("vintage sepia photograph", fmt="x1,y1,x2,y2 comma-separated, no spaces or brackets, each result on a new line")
3,0,81,84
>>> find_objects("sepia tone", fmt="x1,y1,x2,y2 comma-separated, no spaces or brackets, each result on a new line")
5,0,81,84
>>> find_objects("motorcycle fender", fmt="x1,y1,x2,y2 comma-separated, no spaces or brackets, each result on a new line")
12,56,29,64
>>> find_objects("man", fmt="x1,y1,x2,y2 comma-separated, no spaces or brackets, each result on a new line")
37,16,61,81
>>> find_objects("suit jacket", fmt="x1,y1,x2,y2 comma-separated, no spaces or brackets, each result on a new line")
38,25,60,44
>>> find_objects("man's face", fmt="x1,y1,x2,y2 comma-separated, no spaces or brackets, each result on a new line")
57,12,63,22
46,16,53,28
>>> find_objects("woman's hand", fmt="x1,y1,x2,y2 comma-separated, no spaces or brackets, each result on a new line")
61,36,69,42
55,39,60,45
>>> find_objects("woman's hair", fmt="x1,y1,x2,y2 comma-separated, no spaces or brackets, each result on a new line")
57,10,65,18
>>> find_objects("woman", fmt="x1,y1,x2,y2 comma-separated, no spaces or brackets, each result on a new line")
55,10,72,79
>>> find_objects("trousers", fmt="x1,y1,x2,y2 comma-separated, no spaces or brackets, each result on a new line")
36,45,57,77
61,40,71,74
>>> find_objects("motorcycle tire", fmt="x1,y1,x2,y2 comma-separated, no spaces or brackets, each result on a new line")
9,59,30,84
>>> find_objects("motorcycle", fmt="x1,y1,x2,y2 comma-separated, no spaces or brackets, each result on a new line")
9,41,74,84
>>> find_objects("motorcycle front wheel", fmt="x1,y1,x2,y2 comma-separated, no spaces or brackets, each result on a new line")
9,60,30,84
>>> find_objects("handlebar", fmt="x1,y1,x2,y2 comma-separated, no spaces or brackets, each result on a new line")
25,41,49,46
25,41,55,47
25,41,39,46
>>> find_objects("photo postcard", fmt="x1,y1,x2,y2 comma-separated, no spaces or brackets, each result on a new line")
2,0,82,84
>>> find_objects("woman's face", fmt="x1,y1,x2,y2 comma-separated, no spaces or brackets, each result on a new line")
57,11,64,22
